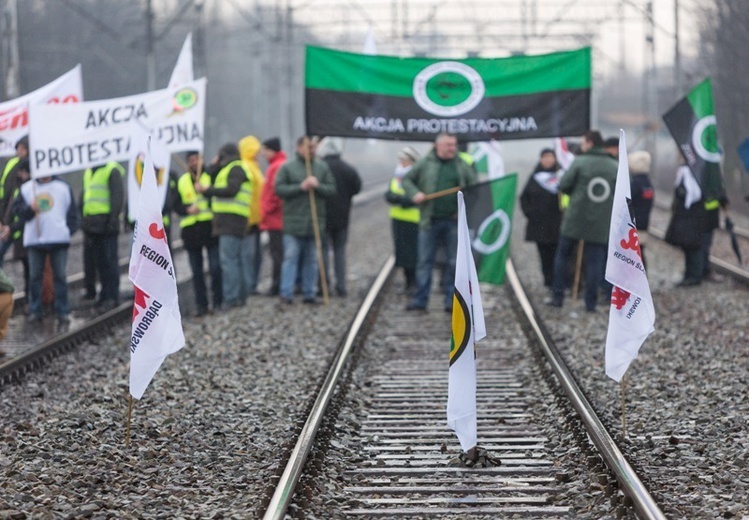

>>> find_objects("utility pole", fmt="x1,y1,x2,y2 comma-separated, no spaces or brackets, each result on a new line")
674,0,681,96
194,0,205,77
644,1,658,172
146,0,156,91
2,0,21,99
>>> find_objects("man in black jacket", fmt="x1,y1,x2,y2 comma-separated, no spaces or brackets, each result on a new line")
317,137,361,297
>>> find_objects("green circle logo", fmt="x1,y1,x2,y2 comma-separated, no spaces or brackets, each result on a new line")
692,115,721,163
173,87,198,111
413,62,485,117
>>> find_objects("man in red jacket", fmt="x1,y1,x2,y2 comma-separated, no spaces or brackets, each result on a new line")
259,137,287,296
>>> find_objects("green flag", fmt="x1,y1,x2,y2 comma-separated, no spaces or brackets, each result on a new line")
462,175,517,285
305,46,591,141
662,78,725,199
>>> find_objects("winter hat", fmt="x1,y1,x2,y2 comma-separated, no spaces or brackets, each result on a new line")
398,146,420,163
316,136,344,157
628,150,651,174
262,137,281,152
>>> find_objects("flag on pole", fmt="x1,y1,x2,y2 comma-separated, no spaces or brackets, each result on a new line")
129,135,185,400
362,25,377,55
470,141,505,179
604,130,655,382
0,65,83,157
127,123,171,222
554,137,575,171
168,33,194,88
305,45,591,141
447,191,486,453
662,78,724,200
461,175,518,285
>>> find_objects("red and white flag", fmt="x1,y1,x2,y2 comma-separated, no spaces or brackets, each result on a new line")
554,137,575,171
128,135,185,399
604,130,655,382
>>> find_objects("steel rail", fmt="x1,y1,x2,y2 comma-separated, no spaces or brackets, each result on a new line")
0,302,131,385
649,226,749,283
505,259,667,520
263,255,395,520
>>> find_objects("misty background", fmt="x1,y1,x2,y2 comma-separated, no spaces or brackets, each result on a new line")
1,0,747,209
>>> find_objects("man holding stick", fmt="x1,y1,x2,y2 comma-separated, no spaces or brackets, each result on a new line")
549,130,617,312
274,136,336,305
402,133,478,312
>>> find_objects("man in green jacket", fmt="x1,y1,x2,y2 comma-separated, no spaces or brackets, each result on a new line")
275,136,336,304
549,130,618,311
401,133,478,312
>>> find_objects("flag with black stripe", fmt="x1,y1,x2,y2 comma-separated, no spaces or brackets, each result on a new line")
305,46,591,141
462,175,518,285
662,78,725,199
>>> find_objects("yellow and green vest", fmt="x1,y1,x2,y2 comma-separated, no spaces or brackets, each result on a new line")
388,178,420,224
82,162,124,216
178,171,213,228
211,160,252,219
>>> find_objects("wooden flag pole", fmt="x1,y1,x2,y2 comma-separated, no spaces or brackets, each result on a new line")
303,137,330,306
571,240,584,303
126,396,134,448
421,185,461,202
32,181,41,237
620,375,628,438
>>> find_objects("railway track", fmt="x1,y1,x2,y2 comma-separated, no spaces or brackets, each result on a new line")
262,256,667,519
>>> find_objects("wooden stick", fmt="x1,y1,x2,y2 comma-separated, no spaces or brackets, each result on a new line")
421,185,461,202
621,375,627,438
126,395,134,448
32,181,40,237
571,240,584,303
303,137,329,306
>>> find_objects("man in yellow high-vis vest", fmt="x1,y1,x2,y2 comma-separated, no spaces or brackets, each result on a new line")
0,136,29,267
175,151,222,316
81,161,124,310
194,143,253,308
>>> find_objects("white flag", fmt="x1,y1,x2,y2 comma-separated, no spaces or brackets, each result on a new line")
129,135,185,400
604,130,655,382
554,137,575,171
168,34,194,88
447,191,486,452
0,65,83,157
471,141,505,179
126,122,171,222
30,77,206,177
362,25,377,55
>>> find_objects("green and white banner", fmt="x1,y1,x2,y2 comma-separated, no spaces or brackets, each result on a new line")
463,174,517,285
662,78,724,199
305,46,591,141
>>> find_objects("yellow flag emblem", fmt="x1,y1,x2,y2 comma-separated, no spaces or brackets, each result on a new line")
449,289,471,366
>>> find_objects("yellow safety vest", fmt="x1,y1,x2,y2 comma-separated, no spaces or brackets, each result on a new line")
388,178,420,224
83,162,124,216
704,199,720,211
10,187,21,240
211,160,252,218
0,157,19,200
178,171,213,228
459,151,475,166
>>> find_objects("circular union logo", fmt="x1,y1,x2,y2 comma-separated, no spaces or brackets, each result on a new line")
172,87,198,112
413,61,485,117
36,194,54,212
691,115,721,163
587,177,611,203
472,209,511,255
135,153,166,187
